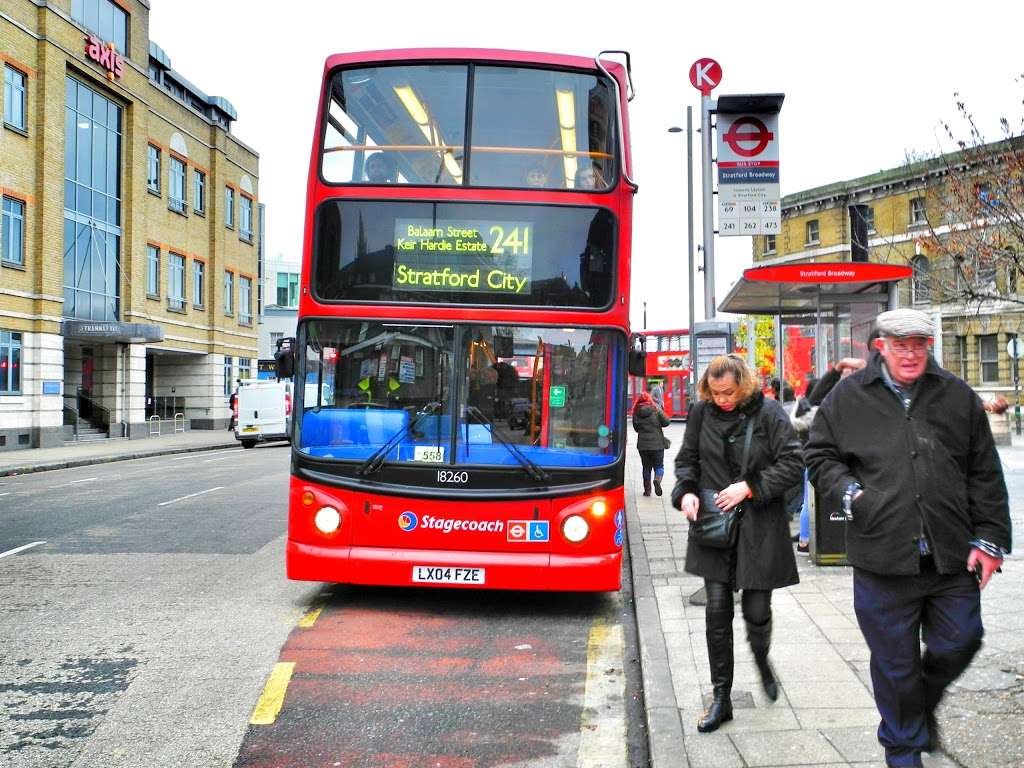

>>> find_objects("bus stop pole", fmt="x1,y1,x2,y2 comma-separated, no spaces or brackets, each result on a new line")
686,106,696,407
701,94,716,319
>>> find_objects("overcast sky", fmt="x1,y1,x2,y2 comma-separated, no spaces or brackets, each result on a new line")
150,0,1023,331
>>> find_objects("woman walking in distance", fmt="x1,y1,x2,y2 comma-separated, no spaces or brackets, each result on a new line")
632,390,670,496
671,354,802,732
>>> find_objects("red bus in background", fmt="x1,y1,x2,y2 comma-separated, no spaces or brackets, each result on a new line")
278,49,636,591
628,329,690,419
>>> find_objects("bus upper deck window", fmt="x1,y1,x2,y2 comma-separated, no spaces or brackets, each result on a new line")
321,65,468,186
469,67,616,190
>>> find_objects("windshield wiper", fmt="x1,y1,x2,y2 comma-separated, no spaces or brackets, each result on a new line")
465,405,550,483
357,402,443,477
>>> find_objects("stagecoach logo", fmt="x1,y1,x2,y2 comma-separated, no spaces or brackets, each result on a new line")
85,35,125,80
398,511,419,531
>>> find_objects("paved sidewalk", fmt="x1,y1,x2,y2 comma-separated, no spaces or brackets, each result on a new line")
0,430,238,477
628,421,1024,768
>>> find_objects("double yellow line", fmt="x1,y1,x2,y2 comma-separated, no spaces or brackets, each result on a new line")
248,602,324,725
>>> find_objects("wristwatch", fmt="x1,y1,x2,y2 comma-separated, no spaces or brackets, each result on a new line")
842,482,862,521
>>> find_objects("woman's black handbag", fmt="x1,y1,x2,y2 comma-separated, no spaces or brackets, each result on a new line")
689,419,754,549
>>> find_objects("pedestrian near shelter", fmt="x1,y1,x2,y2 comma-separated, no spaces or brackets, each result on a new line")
717,261,912,564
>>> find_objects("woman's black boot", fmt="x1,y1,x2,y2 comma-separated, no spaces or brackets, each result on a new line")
698,594,734,733
746,618,779,701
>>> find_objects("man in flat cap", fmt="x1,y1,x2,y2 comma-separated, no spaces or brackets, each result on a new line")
805,308,1011,768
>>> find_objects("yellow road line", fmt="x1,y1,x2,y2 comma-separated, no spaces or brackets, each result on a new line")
577,618,626,768
250,661,296,725
297,605,324,628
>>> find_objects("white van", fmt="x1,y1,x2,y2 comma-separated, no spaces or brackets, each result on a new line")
234,380,292,449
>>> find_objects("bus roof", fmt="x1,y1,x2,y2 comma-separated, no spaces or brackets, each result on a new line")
322,48,625,76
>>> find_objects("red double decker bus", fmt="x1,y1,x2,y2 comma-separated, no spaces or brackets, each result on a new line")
628,329,690,419
278,49,637,591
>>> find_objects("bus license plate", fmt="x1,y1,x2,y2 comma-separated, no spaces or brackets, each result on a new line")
412,565,485,585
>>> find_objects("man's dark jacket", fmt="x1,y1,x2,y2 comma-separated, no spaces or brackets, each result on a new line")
804,351,1012,575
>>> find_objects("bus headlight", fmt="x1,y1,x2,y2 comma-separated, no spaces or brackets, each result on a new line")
562,514,590,543
314,506,341,534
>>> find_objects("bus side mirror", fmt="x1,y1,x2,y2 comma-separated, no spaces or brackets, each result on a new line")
628,334,646,377
275,337,296,380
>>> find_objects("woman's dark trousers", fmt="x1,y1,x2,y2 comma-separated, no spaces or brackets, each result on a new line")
700,580,775,732
637,449,665,496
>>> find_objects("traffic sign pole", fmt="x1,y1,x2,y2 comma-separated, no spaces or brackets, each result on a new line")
701,92,716,319
686,105,696,407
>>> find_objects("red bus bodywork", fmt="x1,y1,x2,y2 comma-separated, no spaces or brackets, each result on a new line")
628,329,690,419
288,49,635,591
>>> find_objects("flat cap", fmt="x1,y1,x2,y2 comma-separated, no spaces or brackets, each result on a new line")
874,308,935,338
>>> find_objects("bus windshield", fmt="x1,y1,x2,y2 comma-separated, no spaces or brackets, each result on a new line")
321,63,616,190
313,200,615,308
297,320,622,469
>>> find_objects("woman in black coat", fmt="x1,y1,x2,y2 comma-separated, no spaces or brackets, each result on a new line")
671,354,802,733
632,390,670,496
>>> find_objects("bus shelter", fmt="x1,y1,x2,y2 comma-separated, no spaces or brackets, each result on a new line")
718,262,912,565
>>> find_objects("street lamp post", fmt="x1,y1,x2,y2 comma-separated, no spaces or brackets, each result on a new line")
669,106,696,408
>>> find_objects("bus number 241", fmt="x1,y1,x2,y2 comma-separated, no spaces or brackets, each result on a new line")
488,226,530,256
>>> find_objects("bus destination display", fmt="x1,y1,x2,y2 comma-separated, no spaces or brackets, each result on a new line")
393,219,534,295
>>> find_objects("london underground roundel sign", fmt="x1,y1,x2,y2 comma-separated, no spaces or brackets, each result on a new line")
689,58,722,96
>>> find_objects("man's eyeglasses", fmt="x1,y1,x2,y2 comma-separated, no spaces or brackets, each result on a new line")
886,338,930,357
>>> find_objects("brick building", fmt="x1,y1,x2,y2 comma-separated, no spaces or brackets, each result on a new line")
0,0,260,451
751,149,1023,401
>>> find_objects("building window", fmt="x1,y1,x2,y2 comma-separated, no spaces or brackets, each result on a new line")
4,65,27,131
0,330,22,394
864,206,876,233
805,219,819,245
64,77,122,321
763,234,776,255
239,276,252,324
980,334,999,384
193,169,205,213
146,244,160,296
910,197,927,226
225,186,234,229
977,260,997,294
169,156,186,213
270,331,284,351
71,0,128,54
2,196,25,266
147,144,160,194
224,271,234,315
957,335,968,382
193,260,204,307
168,252,185,310
239,357,251,380
910,254,930,305
223,356,233,396
240,194,253,242
276,272,299,307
